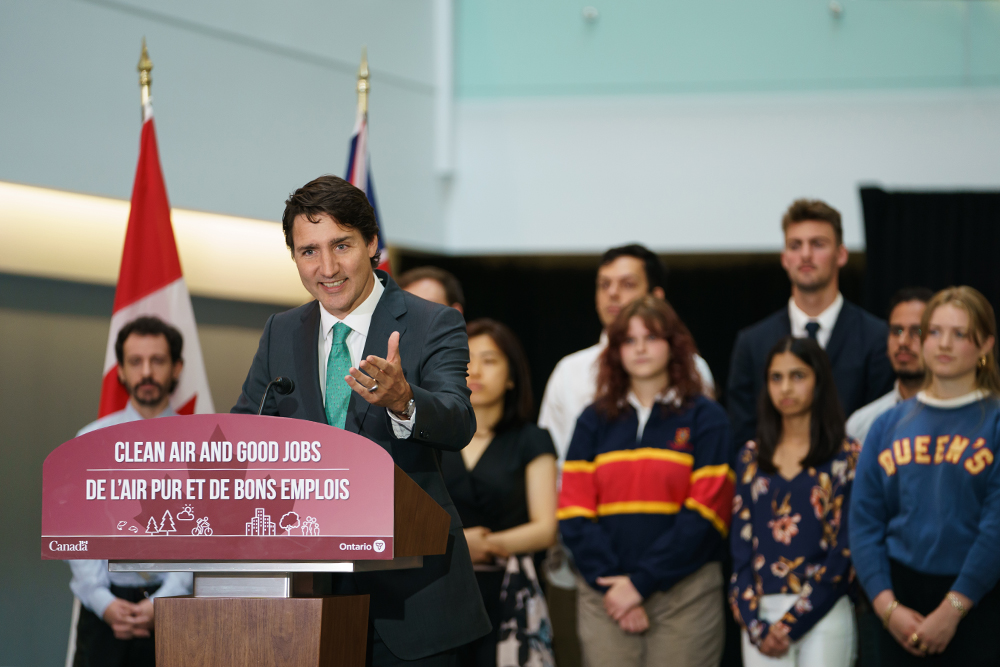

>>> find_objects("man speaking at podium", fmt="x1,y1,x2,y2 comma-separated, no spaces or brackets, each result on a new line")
232,175,490,666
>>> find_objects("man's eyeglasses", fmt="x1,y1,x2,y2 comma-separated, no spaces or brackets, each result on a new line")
890,326,922,339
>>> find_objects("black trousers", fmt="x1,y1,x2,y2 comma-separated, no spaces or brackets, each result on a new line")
73,585,158,667
370,626,458,667
880,559,1000,667
456,570,504,667
318,573,461,667
854,589,882,667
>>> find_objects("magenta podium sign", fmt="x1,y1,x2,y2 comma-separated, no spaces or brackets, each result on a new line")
41,414,394,561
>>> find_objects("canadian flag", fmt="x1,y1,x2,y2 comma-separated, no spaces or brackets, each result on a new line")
97,103,214,417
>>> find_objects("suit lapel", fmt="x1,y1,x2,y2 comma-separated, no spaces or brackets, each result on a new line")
824,301,855,366
778,308,792,337
756,309,792,375
295,301,327,423
346,272,408,433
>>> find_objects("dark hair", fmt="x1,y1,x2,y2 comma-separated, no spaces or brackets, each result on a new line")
755,336,844,473
599,244,667,293
467,318,534,433
397,266,466,309
281,175,381,268
781,199,843,246
887,286,934,320
595,295,700,420
115,316,184,366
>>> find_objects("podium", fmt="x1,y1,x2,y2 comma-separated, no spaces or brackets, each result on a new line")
42,414,452,666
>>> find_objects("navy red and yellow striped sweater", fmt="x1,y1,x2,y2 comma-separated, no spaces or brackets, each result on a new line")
558,394,735,598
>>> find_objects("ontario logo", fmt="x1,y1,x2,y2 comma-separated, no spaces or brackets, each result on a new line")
49,540,88,552
373,539,386,553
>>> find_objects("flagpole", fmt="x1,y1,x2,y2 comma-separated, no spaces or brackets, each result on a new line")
101,37,216,415
356,47,393,270
138,38,153,119
357,47,369,117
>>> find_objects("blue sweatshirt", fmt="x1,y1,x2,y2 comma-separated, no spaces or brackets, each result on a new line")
850,391,1000,604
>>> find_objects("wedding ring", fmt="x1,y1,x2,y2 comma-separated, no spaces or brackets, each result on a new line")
910,632,920,646
368,382,378,393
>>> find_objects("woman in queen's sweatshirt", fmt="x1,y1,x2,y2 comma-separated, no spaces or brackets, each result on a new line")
850,286,1000,665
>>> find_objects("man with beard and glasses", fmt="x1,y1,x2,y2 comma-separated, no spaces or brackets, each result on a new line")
847,287,934,447
68,316,193,667
726,199,894,451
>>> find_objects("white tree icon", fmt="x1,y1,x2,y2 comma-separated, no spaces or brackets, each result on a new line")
145,516,159,534
159,510,177,535
279,511,300,536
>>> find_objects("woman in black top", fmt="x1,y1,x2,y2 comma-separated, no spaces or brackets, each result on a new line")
442,318,558,667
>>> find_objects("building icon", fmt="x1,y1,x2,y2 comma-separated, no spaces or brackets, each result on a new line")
245,508,276,536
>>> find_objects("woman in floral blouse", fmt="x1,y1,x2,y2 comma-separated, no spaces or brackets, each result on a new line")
730,336,858,666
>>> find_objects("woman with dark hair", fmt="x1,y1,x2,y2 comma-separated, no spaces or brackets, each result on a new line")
441,318,558,667
730,336,857,666
851,286,1000,665
558,296,733,667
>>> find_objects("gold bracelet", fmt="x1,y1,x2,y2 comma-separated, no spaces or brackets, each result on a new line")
946,593,968,618
882,599,899,629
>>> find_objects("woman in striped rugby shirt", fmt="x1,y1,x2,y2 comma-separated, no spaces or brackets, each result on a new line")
558,295,734,667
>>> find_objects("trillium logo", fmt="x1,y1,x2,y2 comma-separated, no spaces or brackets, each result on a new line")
373,539,385,553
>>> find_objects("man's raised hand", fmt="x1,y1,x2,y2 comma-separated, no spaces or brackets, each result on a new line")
346,331,414,415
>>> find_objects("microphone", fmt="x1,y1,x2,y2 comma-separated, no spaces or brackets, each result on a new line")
258,376,295,416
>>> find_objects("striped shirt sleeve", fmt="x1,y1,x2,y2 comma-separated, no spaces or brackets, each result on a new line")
558,409,621,587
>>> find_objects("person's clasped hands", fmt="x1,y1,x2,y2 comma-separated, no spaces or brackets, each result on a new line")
877,589,971,657
102,597,154,640
758,624,791,658
596,575,649,634
464,526,509,565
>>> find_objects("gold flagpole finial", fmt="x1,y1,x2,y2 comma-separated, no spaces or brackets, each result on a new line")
356,47,369,116
138,38,153,114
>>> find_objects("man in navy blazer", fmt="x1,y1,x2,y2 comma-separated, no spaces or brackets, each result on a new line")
727,199,894,450
232,176,490,666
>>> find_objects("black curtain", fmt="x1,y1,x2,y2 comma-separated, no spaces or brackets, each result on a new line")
861,186,1000,318
395,253,865,411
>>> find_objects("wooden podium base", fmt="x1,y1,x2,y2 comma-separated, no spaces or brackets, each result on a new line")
155,595,369,667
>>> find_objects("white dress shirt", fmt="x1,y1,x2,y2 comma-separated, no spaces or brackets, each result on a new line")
70,403,193,617
538,332,716,464
788,292,844,349
317,273,415,437
845,381,903,448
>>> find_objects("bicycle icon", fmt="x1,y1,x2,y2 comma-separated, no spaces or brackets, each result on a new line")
191,517,213,536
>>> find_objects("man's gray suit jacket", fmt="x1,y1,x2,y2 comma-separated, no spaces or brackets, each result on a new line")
232,271,491,660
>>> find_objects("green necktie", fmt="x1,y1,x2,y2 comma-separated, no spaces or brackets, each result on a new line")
325,322,352,429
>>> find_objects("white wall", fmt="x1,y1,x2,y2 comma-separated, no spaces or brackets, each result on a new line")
0,0,444,248
441,88,1000,254
4,2,1000,260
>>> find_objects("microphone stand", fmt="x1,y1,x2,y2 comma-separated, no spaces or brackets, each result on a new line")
258,377,294,415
